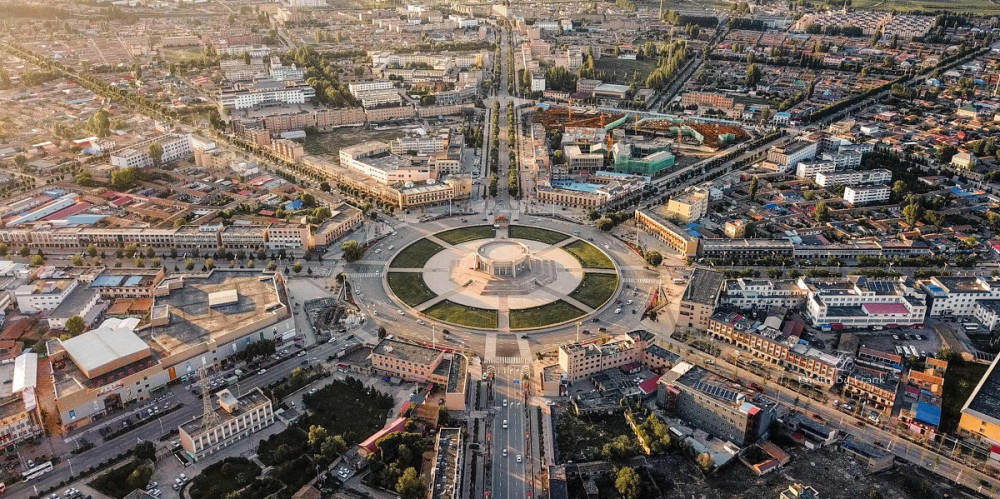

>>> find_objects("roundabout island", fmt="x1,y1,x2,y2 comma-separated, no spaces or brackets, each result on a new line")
384,221,621,331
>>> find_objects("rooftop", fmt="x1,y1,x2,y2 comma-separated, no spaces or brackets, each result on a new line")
180,387,270,435
682,268,726,306
60,318,150,378
373,339,442,367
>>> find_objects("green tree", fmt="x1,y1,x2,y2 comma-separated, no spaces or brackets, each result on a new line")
71,253,85,266
0,244,7,257
185,258,195,271
87,244,98,258
615,467,640,499
597,217,614,231
205,257,215,269
65,315,86,336
745,63,762,87
964,235,979,248
989,212,1000,231
293,261,303,273
87,109,111,137
903,202,923,226
749,176,759,201
126,464,153,491
891,180,908,200
644,250,663,266
395,467,425,499
814,201,829,223
308,425,330,448
29,254,44,266
12,153,27,170
111,167,140,189
147,142,164,167
76,171,94,187
342,240,364,262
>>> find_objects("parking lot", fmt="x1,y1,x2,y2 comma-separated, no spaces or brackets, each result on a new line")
853,329,942,359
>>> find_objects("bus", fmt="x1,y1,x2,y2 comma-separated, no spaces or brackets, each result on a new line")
22,461,53,481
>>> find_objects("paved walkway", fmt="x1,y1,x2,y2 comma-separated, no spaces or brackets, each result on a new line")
498,296,510,332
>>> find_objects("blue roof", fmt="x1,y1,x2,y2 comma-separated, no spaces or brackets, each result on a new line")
950,186,979,198
551,181,601,193
65,214,106,226
124,275,144,287
92,275,125,287
686,229,701,238
916,402,942,427
285,199,304,211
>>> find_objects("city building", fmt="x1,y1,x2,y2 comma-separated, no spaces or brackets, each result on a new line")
699,239,795,262
220,80,316,110
959,352,1000,444
429,428,464,499
48,271,291,429
178,388,274,462
840,435,895,472
952,152,977,169
843,366,898,415
801,275,927,329
918,276,1000,318
658,362,776,446
708,311,852,386
678,268,726,330
339,141,433,185
720,278,808,310
370,339,468,410
664,186,709,223
843,184,891,205
312,203,364,248
563,145,605,174
815,169,892,188
557,331,653,382
15,278,78,314
611,142,675,176
634,210,699,257
110,134,194,169
767,140,819,171
0,353,43,452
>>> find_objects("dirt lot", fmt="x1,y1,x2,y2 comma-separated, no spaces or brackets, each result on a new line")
303,127,410,157
566,440,974,498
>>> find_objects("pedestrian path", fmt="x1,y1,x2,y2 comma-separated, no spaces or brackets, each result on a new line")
484,356,527,364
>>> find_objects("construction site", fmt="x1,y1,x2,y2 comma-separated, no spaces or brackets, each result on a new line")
533,105,750,151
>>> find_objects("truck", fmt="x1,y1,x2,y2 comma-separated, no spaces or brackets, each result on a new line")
225,376,239,386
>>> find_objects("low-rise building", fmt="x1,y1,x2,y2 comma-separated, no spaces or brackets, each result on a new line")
720,278,807,310
370,339,468,410
843,366,898,414
678,269,726,330
665,187,709,223
15,278,78,314
843,184,890,205
658,362,776,446
815,169,892,188
635,210,699,257
178,388,274,462
0,353,44,452
801,275,927,329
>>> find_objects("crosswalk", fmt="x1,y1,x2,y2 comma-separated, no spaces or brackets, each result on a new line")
344,272,382,278
485,356,527,364
624,277,660,284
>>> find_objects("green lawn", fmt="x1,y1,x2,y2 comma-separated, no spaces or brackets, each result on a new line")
509,225,569,244
510,300,585,329
436,225,496,245
424,300,498,329
304,377,396,444
387,272,437,307
563,240,615,269
594,58,657,85
390,238,444,268
569,273,619,310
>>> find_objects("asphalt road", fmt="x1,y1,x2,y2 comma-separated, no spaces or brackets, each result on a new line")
491,368,529,499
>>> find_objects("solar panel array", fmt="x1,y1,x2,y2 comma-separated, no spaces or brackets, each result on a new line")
693,379,740,402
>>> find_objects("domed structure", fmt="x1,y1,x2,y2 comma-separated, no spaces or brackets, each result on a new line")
475,240,531,277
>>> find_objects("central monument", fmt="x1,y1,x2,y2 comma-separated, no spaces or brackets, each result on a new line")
475,240,532,277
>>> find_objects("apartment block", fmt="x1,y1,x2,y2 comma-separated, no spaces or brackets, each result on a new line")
801,275,927,329
815,169,892,188
843,184,890,205
179,388,274,462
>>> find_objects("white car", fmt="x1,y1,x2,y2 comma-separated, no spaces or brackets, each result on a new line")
503,399,507,407
397,310,404,315
502,420,508,429
516,455,522,463
502,449,508,457
258,369,267,375
615,308,622,314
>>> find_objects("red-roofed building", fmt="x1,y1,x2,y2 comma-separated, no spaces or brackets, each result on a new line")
638,375,660,395
359,417,408,455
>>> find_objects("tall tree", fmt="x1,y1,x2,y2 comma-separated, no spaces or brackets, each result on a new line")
615,467,640,499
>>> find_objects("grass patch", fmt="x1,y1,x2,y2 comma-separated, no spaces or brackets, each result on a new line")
510,300,585,329
940,359,989,433
387,272,437,307
390,238,444,268
436,225,496,245
569,273,619,310
188,457,261,499
594,58,657,84
424,300,498,329
563,240,615,269
509,225,569,244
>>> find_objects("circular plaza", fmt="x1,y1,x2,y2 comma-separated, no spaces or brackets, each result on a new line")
384,223,621,331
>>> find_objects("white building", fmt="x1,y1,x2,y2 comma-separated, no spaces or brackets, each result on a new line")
531,72,546,92
220,80,316,110
795,160,836,180
920,276,1000,318
348,80,395,98
15,279,78,314
720,278,808,310
110,134,194,169
178,388,274,462
339,141,432,185
800,275,927,329
844,184,890,205
269,61,306,81
390,132,449,156
816,169,892,188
